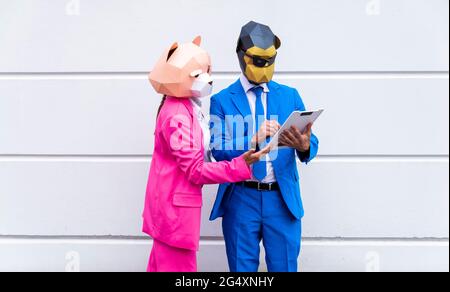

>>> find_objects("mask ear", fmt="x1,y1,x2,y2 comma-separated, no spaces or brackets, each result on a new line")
274,35,281,49
167,42,179,61
192,36,202,46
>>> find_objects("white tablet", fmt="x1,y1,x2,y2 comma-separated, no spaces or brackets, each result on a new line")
268,109,324,149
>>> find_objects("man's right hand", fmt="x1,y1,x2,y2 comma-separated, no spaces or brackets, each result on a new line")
251,120,281,147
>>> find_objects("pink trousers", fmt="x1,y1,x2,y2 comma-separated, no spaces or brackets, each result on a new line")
147,239,197,272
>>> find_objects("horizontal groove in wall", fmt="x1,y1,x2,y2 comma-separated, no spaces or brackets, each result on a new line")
0,236,448,247
0,71,448,80
0,155,448,163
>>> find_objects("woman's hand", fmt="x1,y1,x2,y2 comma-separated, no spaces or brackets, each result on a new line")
242,146,272,165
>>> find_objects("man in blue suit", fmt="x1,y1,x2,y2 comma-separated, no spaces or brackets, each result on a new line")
209,21,319,272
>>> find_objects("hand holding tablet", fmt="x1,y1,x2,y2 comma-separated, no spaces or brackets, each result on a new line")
268,109,324,150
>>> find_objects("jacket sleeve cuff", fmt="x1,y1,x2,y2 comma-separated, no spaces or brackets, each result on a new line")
297,148,311,163
234,155,252,180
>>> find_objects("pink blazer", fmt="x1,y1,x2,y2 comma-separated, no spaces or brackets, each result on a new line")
142,96,252,251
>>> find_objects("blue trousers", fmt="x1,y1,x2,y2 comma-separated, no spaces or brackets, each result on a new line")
222,184,302,272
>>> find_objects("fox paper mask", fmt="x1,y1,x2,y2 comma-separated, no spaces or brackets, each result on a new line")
236,21,281,84
149,36,213,98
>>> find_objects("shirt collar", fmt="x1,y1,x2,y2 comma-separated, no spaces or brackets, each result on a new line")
239,74,270,94
190,97,202,108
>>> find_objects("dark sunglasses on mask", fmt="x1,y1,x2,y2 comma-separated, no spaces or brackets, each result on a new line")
239,48,277,68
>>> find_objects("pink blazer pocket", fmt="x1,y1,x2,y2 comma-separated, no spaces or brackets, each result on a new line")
173,193,203,208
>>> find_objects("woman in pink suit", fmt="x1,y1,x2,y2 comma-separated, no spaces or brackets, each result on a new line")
143,36,268,272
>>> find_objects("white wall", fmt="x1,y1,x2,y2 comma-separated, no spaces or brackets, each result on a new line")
0,0,448,272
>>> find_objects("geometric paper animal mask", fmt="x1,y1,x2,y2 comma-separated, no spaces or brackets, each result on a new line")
149,36,213,98
236,21,281,84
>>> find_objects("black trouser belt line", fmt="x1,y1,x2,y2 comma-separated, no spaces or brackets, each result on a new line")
239,181,280,191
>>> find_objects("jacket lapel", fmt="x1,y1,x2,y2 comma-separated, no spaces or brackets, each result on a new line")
230,80,252,118
267,81,281,119
267,81,282,166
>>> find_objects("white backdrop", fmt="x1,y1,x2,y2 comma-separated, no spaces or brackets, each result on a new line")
0,0,448,272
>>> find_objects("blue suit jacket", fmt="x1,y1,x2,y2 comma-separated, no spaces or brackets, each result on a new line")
209,79,319,221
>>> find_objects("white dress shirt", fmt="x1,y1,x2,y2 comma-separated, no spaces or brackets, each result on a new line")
239,75,276,183
191,97,212,162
